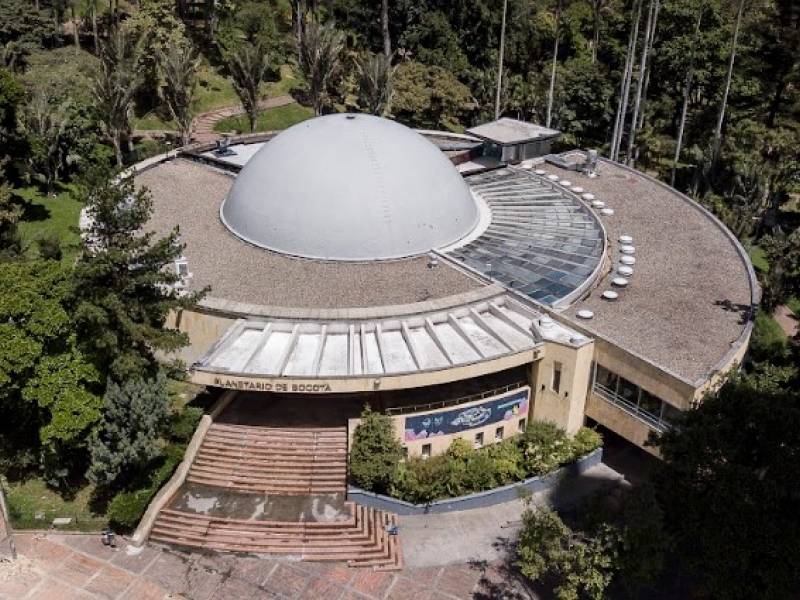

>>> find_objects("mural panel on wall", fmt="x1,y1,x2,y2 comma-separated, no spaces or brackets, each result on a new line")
404,388,530,441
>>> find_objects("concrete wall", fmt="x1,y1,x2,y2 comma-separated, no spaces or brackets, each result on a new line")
585,392,660,456
531,339,594,434
348,448,602,515
165,308,235,368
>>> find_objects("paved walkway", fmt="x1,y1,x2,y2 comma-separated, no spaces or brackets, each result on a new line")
0,463,625,599
192,95,295,143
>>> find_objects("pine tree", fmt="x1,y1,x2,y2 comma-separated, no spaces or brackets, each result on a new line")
88,373,170,487
72,164,207,382
348,404,404,494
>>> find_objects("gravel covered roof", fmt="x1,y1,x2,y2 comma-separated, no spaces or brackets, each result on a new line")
138,159,484,309
544,155,756,384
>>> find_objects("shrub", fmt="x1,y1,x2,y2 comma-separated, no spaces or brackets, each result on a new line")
349,405,405,494
570,427,603,458
168,405,203,442
392,455,447,504
107,444,185,530
518,421,574,477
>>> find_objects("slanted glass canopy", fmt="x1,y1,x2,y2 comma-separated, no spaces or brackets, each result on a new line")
449,168,605,307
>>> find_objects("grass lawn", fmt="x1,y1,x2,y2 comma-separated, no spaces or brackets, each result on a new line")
213,102,314,133
4,477,107,532
133,113,177,131
749,245,769,274
786,297,800,315
15,186,84,265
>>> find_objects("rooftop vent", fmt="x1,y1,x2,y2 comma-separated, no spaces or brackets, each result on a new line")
620,245,636,255
617,266,634,277
577,309,594,319
571,186,584,193
582,193,595,201
559,179,572,186
535,169,547,175
538,315,555,329
600,208,615,216
612,277,629,287
602,290,619,300
620,255,636,266
592,200,605,209
547,174,560,181
427,252,439,269
619,235,633,244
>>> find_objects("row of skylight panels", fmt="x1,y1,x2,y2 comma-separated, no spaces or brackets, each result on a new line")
482,228,603,250
464,239,600,270
460,234,601,264
457,252,594,284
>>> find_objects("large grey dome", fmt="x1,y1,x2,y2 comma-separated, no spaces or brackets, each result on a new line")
220,114,479,261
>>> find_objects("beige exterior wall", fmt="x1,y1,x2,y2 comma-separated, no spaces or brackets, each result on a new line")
164,308,235,367
530,339,594,435
691,327,751,403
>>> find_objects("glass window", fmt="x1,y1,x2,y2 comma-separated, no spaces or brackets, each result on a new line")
639,389,662,419
661,402,683,426
474,432,484,448
552,362,562,394
422,444,431,459
495,426,504,441
617,376,639,406
595,365,618,394
519,418,527,431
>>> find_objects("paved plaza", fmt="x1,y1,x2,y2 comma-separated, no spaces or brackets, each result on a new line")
0,462,625,600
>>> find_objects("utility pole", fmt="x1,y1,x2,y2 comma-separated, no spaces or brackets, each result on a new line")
494,0,508,121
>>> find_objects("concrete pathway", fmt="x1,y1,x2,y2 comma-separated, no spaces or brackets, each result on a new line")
0,465,626,599
773,305,798,338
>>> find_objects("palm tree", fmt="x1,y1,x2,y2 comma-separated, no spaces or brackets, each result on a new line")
228,42,271,133
546,0,565,129
588,0,608,62
87,0,99,54
671,4,704,187
495,0,508,120
23,92,71,195
714,0,746,146
355,52,396,116
626,0,659,166
610,0,643,161
157,42,202,146
92,29,145,166
299,21,345,116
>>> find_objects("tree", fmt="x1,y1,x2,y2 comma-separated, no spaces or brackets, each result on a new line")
0,260,102,480
713,0,745,145
88,373,170,487
545,0,565,129
0,165,23,259
227,41,270,133
91,28,145,165
355,52,395,116
761,228,800,311
157,41,202,146
610,0,643,161
393,60,474,130
22,91,71,195
72,165,207,382
348,404,404,494
516,506,618,600
652,375,800,600
299,20,345,116
381,0,391,61
626,0,659,166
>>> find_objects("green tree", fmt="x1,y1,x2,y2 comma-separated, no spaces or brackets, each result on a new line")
72,165,207,382
652,374,800,600
156,41,202,146
0,260,102,480
92,29,145,165
392,60,473,129
355,51,395,116
0,162,23,259
22,91,71,195
227,41,270,133
299,20,346,116
88,373,170,487
348,404,404,494
516,506,618,600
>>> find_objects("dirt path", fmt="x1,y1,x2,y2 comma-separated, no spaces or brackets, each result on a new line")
773,305,799,338
132,95,296,144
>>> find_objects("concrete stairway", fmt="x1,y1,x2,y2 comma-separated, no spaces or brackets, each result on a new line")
186,423,347,495
150,502,402,569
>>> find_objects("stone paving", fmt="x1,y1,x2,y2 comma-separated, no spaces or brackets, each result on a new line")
0,462,627,599
0,533,533,600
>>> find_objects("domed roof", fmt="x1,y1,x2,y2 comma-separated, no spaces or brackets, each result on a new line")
220,114,479,261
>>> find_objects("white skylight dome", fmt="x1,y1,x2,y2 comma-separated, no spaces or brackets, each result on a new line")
220,114,479,261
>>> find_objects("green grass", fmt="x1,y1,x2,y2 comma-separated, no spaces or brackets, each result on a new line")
195,63,240,113
15,186,84,265
749,245,769,274
264,64,303,97
4,477,108,532
786,297,800,315
213,102,314,133
133,113,176,131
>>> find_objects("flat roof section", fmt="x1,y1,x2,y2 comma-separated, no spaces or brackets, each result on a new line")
138,159,485,309
543,154,755,384
467,118,560,145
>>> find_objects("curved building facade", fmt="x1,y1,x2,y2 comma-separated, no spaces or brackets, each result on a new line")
135,116,757,457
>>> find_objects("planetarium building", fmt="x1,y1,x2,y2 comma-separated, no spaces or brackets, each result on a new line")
138,113,757,457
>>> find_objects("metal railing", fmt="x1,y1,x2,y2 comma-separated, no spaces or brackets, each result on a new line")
593,383,672,433
386,381,528,416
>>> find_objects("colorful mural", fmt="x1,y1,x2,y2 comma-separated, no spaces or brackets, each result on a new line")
404,388,530,441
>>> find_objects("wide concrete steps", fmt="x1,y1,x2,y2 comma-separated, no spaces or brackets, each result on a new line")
186,423,348,495
150,503,402,569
